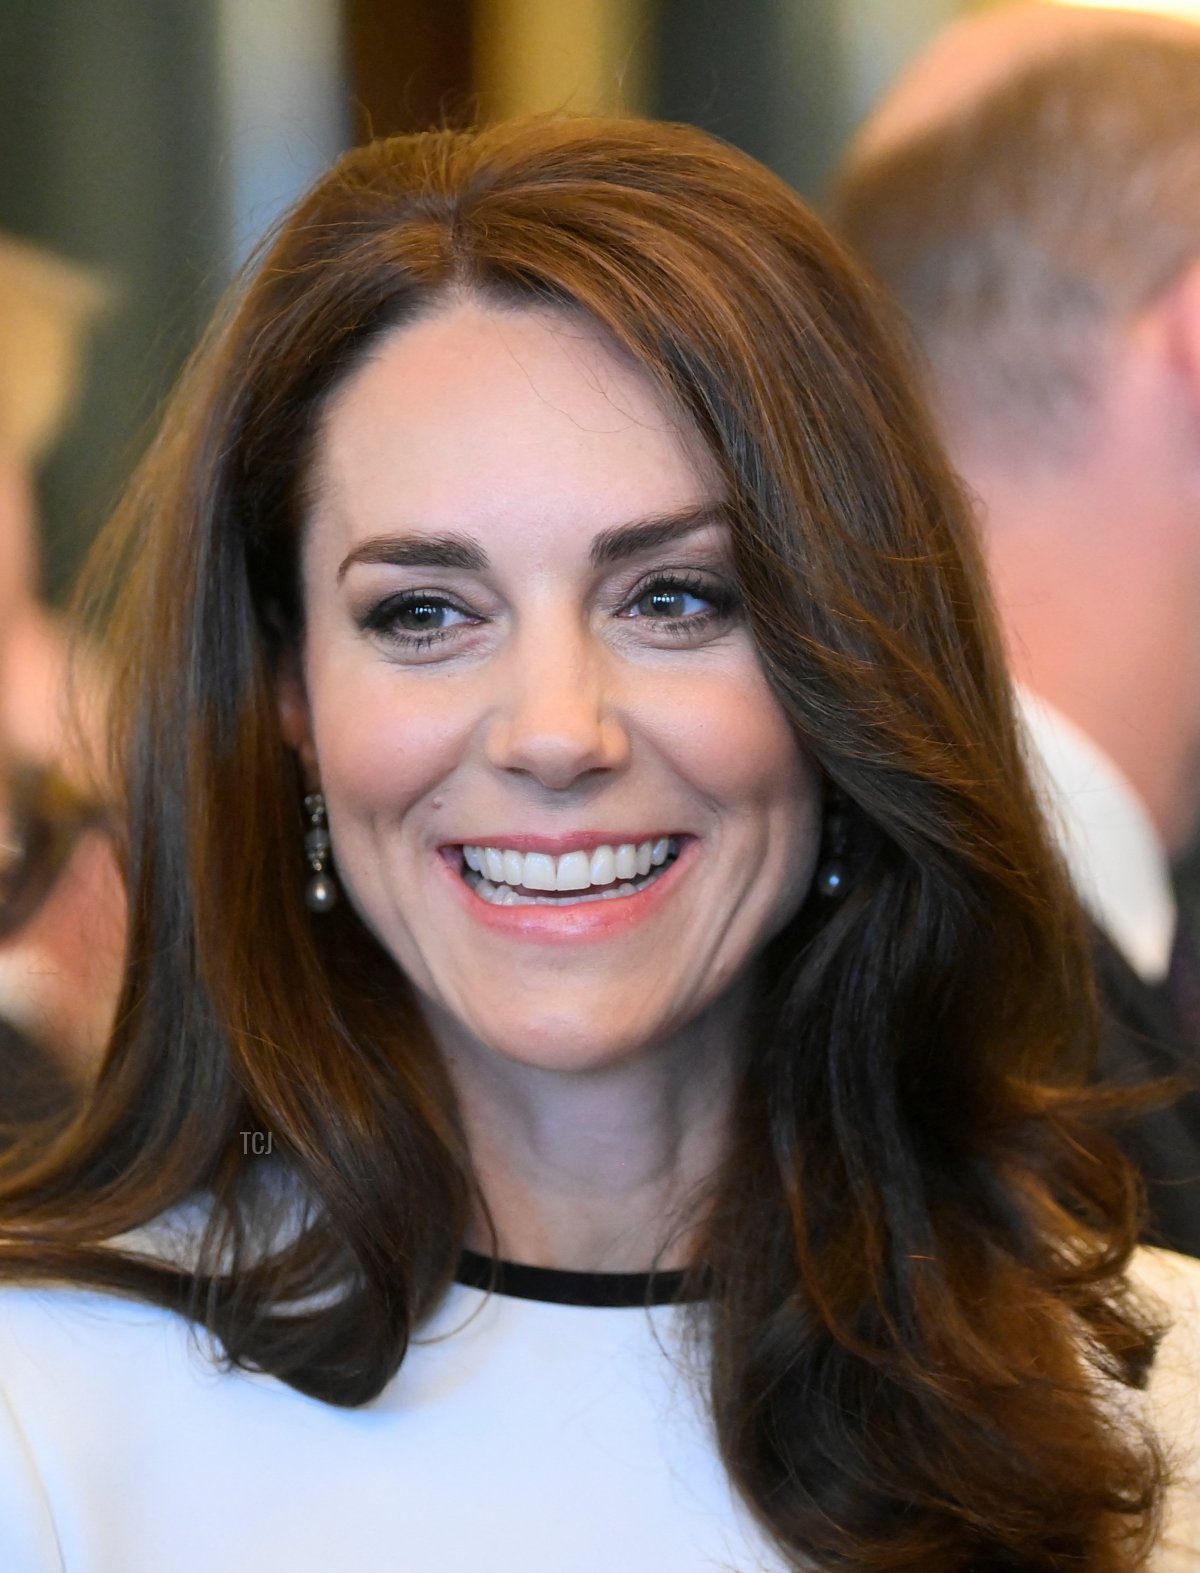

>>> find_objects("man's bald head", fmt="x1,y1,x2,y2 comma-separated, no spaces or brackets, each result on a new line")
850,4,1198,163
830,6,1200,853
831,7,1200,464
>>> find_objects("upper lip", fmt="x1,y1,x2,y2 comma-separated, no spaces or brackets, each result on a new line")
444,832,685,855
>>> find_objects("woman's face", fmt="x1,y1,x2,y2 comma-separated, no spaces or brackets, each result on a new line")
283,300,821,1072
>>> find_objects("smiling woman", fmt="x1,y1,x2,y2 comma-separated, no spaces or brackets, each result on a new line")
0,118,1194,1573
282,302,819,1110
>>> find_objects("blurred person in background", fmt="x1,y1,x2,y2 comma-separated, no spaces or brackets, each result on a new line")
831,4,1200,1260
0,234,123,1090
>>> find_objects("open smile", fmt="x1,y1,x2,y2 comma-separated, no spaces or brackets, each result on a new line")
459,836,683,907
434,833,697,942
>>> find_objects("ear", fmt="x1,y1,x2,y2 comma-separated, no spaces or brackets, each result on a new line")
276,651,320,788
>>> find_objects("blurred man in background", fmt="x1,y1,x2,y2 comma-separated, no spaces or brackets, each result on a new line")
0,238,97,765
0,234,123,1108
831,3,1200,1256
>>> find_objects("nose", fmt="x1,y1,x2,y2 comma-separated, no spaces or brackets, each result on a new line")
482,623,632,790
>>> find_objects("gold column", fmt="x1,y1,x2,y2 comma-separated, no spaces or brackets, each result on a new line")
476,0,650,119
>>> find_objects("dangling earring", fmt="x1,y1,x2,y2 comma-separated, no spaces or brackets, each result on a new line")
303,791,338,912
816,794,850,899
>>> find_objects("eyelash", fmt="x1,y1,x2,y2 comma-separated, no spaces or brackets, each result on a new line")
359,571,739,653
623,572,739,637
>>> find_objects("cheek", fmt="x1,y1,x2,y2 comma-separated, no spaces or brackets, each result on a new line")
657,658,817,823
304,654,469,819
644,656,822,939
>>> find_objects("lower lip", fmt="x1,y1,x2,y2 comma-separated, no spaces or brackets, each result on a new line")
437,840,695,944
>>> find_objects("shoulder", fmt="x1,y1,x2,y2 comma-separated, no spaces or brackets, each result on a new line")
1125,1248,1200,1572
0,1280,786,1573
1126,1244,1200,1378
0,1283,217,1573
0,1280,335,1571
0,1280,223,1429
1127,1242,1200,1302
1125,1247,1200,1459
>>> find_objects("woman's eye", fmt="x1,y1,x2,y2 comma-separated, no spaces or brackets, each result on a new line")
392,599,468,633
361,594,476,647
629,586,711,619
621,575,737,635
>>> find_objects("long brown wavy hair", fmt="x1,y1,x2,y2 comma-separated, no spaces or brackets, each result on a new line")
0,118,1163,1570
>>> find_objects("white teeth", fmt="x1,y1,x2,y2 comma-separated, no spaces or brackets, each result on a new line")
614,843,638,881
461,837,679,900
522,852,557,891
473,877,647,908
555,850,592,891
589,845,616,886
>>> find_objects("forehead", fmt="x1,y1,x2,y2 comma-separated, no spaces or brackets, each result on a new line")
306,300,722,566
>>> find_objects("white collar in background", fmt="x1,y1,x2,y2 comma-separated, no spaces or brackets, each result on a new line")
1016,688,1176,983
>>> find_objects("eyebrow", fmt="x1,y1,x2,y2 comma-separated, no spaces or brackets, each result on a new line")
335,505,728,584
337,534,486,582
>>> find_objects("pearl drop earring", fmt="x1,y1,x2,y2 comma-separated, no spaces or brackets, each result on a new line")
816,797,850,899
303,791,339,912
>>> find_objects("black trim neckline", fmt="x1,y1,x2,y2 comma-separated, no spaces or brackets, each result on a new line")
455,1246,700,1307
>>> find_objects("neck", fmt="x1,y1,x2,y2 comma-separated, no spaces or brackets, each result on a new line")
431,990,748,1274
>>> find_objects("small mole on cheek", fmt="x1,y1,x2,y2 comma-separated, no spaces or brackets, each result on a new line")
430,796,446,811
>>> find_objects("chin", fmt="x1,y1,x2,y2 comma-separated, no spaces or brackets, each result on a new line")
437,997,691,1076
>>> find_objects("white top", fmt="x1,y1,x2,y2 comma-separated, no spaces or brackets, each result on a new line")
1018,689,1176,983
0,1264,782,1573
0,1246,1198,1571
